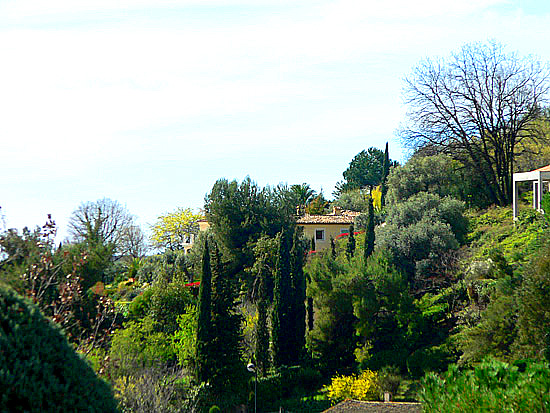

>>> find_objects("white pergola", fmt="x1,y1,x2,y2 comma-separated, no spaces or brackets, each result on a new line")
513,165,550,219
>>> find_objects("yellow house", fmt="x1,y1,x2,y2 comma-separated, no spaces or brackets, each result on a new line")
296,207,360,252
195,207,359,252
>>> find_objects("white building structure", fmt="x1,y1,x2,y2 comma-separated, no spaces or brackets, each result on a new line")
512,164,550,219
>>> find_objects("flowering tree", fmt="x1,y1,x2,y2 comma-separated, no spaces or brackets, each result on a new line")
150,207,204,251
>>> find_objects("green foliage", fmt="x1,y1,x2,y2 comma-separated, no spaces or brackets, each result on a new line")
209,406,221,413
172,305,198,368
514,230,550,361
353,250,413,372
333,189,371,212
253,366,323,411
148,281,195,334
345,224,355,260
376,192,465,291
306,251,359,374
340,147,395,191
305,194,329,215
204,177,294,279
0,285,118,412
272,230,293,367
109,316,176,378
387,154,492,208
363,198,375,261
196,238,213,384
542,192,550,223
150,207,204,251
419,359,550,412
208,244,247,397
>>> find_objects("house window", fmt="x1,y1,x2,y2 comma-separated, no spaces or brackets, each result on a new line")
315,229,325,241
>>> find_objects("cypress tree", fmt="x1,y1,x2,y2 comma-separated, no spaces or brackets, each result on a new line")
307,296,314,331
346,224,355,260
381,142,390,207
330,235,336,259
255,275,270,376
311,236,316,252
209,243,245,395
364,197,375,261
196,238,213,383
272,230,292,368
290,227,306,363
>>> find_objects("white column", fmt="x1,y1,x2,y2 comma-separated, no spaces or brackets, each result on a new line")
533,181,539,210
513,177,519,220
537,173,543,212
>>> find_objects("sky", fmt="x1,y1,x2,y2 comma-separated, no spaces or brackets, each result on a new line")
2,0,550,241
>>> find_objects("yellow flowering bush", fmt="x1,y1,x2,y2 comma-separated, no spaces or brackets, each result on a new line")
326,369,380,404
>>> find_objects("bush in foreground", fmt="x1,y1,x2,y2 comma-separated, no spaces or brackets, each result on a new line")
0,284,118,412
419,358,550,412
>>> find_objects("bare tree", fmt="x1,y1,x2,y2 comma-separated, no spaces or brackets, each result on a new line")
401,41,550,205
119,224,149,259
68,198,135,253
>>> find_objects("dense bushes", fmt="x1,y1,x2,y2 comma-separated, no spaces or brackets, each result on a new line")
0,285,118,412
420,359,550,412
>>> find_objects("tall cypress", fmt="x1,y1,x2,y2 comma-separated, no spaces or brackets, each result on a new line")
255,268,270,376
195,238,212,383
346,224,355,260
272,230,292,368
364,197,375,261
290,227,306,363
330,236,336,259
381,142,390,207
209,243,245,395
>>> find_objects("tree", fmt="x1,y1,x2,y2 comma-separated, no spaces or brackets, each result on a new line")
0,285,118,412
346,224,355,260
68,198,137,254
290,227,307,363
380,142,390,207
208,244,246,399
204,177,293,280
363,198,375,261
150,208,204,251
195,238,213,384
290,183,317,215
119,224,148,259
376,192,466,294
272,230,293,368
402,41,550,206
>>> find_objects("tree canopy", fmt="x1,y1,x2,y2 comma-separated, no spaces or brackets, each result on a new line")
150,207,204,251
402,41,550,205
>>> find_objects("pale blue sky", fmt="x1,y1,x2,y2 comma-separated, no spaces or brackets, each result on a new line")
2,0,550,241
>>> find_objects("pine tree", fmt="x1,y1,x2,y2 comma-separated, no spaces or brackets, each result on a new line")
195,238,213,383
272,230,292,368
290,227,306,363
346,224,356,260
364,197,375,261
381,142,390,207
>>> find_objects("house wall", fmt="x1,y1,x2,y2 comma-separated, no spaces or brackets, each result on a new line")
299,223,351,251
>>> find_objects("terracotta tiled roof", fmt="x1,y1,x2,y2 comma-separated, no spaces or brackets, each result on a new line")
533,164,550,172
296,209,360,225
323,400,421,413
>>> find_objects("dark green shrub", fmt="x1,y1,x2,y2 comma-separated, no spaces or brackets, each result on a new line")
420,358,550,412
0,285,119,412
